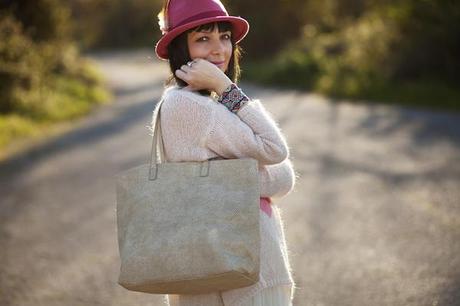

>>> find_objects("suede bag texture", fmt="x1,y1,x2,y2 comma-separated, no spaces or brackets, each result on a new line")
115,98,260,294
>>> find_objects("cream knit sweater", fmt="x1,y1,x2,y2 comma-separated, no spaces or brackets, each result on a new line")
157,86,296,306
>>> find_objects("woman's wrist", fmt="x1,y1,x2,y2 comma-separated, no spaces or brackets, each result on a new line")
214,78,233,96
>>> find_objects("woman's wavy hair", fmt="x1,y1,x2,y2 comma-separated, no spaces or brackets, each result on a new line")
165,21,243,96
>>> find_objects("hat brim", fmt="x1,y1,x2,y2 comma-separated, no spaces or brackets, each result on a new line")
155,16,249,60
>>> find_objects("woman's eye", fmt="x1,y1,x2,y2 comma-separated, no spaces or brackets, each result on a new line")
196,34,231,42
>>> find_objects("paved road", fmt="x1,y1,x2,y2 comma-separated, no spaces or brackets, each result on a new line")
1,50,459,306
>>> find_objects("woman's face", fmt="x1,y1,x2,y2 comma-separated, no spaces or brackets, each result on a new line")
187,26,233,72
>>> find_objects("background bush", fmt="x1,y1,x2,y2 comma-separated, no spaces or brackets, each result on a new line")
0,0,109,154
239,0,460,110
69,0,162,50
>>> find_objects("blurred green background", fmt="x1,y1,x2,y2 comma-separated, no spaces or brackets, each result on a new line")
1,0,459,156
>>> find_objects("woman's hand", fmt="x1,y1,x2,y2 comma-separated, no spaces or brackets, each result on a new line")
175,58,233,95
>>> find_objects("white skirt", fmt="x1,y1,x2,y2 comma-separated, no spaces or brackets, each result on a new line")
164,284,293,306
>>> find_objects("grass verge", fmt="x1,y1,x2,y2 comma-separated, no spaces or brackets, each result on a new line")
0,65,111,161
242,60,460,113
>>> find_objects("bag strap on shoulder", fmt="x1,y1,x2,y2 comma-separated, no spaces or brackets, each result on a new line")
149,98,166,180
148,96,212,181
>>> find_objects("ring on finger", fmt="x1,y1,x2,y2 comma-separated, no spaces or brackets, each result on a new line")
187,60,195,68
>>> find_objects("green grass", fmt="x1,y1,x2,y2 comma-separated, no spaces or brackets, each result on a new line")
354,79,460,111
37,75,110,121
243,54,319,91
242,60,460,113
0,72,110,160
0,115,39,148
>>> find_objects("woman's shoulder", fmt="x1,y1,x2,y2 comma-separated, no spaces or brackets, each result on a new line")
159,86,219,126
161,86,215,108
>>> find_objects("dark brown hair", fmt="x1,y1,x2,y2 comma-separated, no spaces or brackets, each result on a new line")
165,21,243,96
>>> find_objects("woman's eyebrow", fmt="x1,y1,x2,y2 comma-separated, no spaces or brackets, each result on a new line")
195,29,231,33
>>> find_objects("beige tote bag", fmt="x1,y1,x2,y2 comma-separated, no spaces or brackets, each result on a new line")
116,98,260,294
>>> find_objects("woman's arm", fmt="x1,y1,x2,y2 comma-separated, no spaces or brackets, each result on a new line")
206,98,289,165
174,59,290,165
259,159,297,199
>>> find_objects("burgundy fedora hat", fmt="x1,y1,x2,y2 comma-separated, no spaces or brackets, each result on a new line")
155,0,249,60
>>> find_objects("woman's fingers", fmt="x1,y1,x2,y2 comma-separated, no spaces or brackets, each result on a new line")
176,58,222,91
175,69,189,82
180,64,192,72
177,64,194,81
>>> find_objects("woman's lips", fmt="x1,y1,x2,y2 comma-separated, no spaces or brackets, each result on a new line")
211,61,225,67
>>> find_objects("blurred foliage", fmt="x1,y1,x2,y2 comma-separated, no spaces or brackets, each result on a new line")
2,0,72,42
223,0,308,58
0,0,109,153
69,0,162,50
242,0,460,110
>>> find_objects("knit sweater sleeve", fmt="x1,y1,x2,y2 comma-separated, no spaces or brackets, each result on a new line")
206,99,289,165
259,158,296,199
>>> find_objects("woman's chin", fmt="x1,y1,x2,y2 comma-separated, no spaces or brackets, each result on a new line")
214,63,227,71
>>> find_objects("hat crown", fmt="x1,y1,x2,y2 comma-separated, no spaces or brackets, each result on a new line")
167,0,229,31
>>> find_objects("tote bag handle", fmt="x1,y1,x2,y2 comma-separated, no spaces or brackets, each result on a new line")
148,99,210,181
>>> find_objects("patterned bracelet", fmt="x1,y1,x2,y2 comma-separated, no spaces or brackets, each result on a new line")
217,83,249,113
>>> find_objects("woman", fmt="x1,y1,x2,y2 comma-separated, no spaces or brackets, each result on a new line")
154,0,297,305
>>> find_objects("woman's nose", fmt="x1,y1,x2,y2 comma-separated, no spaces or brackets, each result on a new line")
210,40,225,54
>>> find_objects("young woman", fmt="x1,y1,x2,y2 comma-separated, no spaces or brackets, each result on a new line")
154,0,297,305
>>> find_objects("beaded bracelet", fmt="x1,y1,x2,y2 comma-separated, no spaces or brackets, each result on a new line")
217,83,250,113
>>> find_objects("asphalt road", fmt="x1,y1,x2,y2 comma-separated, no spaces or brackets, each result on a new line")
1,50,459,306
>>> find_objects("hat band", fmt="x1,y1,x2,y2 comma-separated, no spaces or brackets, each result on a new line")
174,10,228,29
